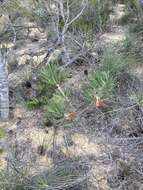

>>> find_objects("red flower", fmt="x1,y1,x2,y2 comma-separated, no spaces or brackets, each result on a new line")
95,97,104,107
65,112,77,119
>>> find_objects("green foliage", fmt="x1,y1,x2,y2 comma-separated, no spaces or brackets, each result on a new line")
84,48,134,102
70,0,113,33
26,96,49,110
129,22,143,33
123,32,143,61
101,49,129,74
130,93,143,106
85,70,115,102
31,161,83,189
123,33,135,51
33,175,49,190
123,0,143,23
39,63,65,87
26,63,71,125
26,63,65,110
119,11,134,25
45,93,66,121
71,19,95,33
0,0,34,17
0,170,30,190
0,155,86,190
91,0,113,32
26,97,40,110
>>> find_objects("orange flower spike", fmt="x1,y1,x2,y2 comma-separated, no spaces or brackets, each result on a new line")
95,97,104,107
65,112,77,119
68,112,77,118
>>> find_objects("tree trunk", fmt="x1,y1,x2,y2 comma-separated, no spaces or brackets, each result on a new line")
0,50,9,120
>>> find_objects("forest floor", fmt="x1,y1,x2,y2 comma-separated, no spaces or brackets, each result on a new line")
0,3,143,190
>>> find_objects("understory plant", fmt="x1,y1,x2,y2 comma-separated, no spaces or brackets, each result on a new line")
70,0,114,33
125,0,143,22
27,63,66,109
45,90,76,125
45,93,66,121
0,157,88,190
84,47,137,104
27,62,76,126
123,32,143,61
85,70,115,103
39,63,65,87
100,49,130,74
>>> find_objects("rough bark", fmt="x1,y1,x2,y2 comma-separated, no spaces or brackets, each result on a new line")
0,50,9,120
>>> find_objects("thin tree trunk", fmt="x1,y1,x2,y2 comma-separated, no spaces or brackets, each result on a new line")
0,50,9,120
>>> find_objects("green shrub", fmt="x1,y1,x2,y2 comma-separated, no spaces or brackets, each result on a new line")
45,93,66,121
84,47,137,102
0,0,35,17
39,63,65,87
26,63,66,110
0,169,30,190
26,96,49,110
124,0,143,23
70,0,113,33
85,70,115,102
123,32,143,61
100,49,129,74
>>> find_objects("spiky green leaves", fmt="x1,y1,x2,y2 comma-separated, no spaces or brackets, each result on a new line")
39,63,65,87
85,70,115,102
27,63,66,110
45,94,66,121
